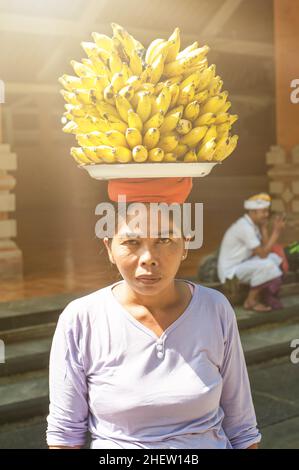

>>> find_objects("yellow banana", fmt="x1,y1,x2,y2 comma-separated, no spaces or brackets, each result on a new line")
87,131,106,146
196,64,216,92
208,75,223,97
126,75,142,90
143,111,164,132
163,45,209,77
176,119,192,135
194,112,216,127
75,89,95,105
183,101,200,121
166,27,180,63
201,93,228,114
214,112,230,124
221,135,238,161
128,109,143,132
105,130,128,147
193,89,209,103
148,53,165,84
121,62,133,82
83,146,104,163
82,57,109,77
115,94,132,122
96,101,119,119
177,83,195,105
73,116,100,133
169,83,180,108
180,126,208,146
91,32,114,52
96,145,116,163
218,101,231,113
148,148,164,162
164,152,177,162
109,51,123,75
136,92,152,122
125,128,143,148
213,135,229,161
118,85,135,101
115,146,133,163
202,125,217,145
197,139,216,161
111,72,126,93
159,110,182,134
143,128,160,150
59,75,96,91
176,41,198,60
152,87,172,115
132,145,148,162
70,60,95,78
81,41,98,58
217,122,231,137
76,134,93,147
173,143,188,158
138,82,155,94
184,149,197,162
180,70,201,90
70,147,93,165
60,90,79,105
129,50,143,75
158,134,179,152
145,39,165,64
229,114,239,125
103,84,115,105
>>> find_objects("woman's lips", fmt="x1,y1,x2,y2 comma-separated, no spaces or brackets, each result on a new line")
136,277,161,284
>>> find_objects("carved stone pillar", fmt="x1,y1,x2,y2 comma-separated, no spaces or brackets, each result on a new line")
0,106,23,280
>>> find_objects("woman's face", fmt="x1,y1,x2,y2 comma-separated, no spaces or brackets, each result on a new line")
103,204,188,295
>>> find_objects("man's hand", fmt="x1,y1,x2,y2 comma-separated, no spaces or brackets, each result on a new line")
273,214,286,233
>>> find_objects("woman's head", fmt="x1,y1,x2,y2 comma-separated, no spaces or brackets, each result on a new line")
103,201,190,295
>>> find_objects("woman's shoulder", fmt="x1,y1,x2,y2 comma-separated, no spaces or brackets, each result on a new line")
58,283,113,327
188,281,236,322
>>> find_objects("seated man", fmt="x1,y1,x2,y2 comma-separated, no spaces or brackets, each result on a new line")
217,193,286,312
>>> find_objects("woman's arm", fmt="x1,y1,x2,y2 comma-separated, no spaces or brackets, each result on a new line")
46,304,89,448
219,298,262,449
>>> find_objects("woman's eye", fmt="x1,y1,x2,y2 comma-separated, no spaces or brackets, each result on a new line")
123,239,139,245
159,238,171,244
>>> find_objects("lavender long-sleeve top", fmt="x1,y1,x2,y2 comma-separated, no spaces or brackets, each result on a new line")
46,280,261,449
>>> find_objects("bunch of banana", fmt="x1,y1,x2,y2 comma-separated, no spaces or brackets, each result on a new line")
59,23,238,166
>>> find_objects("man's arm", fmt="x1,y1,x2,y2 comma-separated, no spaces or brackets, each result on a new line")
252,215,285,258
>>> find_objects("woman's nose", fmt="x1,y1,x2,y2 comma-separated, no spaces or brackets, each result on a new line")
139,250,158,266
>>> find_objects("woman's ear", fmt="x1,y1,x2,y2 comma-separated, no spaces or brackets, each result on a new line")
103,237,115,264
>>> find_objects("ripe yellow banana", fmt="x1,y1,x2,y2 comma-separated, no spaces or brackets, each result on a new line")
70,60,95,78
119,85,135,101
176,119,192,135
83,146,104,163
96,145,116,163
176,41,198,60
148,53,165,84
173,143,188,158
184,149,197,162
166,28,180,63
129,50,143,76
111,72,126,93
91,32,114,52
132,145,148,162
76,134,93,147
169,83,180,108
193,89,209,103
70,147,93,164
152,87,172,115
194,112,216,126
96,101,119,119
201,94,228,114
208,75,223,97
221,135,238,160
217,122,231,137
158,134,178,152
214,112,230,124
183,101,200,121
143,128,160,149
105,130,128,147
218,101,231,113
163,45,209,77
196,64,216,92
109,51,123,75
164,152,177,162
136,92,152,122
128,109,143,132
213,135,229,161
143,111,164,132
126,75,142,90
115,94,131,122
229,114,239,125
115,146,133,163
180,126,208,146
103,84,115,105
177,83,195,106
87,131,106,145
148,148,164,162
159,110,182,134
61,90,79,105
75,90,95,105
145,39,165,65
202,125,217,145
197,138,216,161
125,128,143,148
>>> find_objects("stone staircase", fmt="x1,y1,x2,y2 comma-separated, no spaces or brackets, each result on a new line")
0,284,299,448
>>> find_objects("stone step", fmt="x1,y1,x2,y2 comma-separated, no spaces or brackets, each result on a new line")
0,371,49,425
0,291,88,331
0,337,52,377
240,320,299,365
0,323,56,344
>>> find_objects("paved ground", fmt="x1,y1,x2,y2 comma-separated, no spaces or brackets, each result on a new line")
0,356,298,449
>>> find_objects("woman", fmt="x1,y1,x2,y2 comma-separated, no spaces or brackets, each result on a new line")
46,178,261,449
